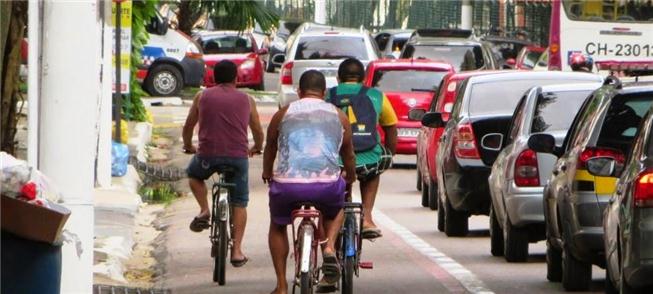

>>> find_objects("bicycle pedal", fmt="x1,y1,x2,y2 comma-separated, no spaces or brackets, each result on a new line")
359,261,373,269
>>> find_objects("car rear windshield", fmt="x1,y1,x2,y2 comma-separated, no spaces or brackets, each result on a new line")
531,90,593,133
201,35,252,54
597,93,653,155
402,44,484,71
295,36,368,60
522,50,543,69
468,79,589,116
372,69,448,93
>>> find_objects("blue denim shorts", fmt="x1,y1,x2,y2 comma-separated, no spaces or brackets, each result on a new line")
186,155,249,207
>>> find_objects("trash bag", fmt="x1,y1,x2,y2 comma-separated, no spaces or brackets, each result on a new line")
111,142,129,177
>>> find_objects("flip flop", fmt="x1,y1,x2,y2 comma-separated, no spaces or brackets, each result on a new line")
230,256,249,267
189,216,210,232
361,227,383,239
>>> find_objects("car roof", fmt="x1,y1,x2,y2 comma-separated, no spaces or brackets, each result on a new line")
376,29,413,35
446,70,508,81
299,28,369,37
368,58,454,70
617,81,653,94
408,38,483,46
196,30,251,37
481,35,532,45
539,82,603,93
467,71,603,84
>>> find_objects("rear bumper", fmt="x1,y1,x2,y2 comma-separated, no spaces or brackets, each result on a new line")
505,184,545,227
279,85,298,107
445,166,491,214
181,57,204,87
396,138,417,154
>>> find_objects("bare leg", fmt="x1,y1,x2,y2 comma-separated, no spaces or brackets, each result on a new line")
269,222,289,294
360,175,380,228
322,209,344,255
189,178,209,218
231,206,247,261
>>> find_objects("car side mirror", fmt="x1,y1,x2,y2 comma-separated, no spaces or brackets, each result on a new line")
481,133,503,151
506,58,516,66
272,54,285,65
408,109,426,121
421,112,444,128
586,156,624,177
158,17,169,35
528,133,556,154
258,47,269,55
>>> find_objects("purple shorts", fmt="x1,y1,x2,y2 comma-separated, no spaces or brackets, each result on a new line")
268,178,346,225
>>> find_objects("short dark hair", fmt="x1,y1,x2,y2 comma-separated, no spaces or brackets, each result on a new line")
338,58,365,82
299,70,326,93
213,60,238,84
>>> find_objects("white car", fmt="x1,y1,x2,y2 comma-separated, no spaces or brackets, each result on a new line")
487,82,602,262
273,25,379,107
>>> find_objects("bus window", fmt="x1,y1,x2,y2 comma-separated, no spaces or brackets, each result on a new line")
563,0,653,22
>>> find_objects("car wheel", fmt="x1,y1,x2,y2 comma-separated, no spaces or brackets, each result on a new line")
421,180,429,207
545,241,562,282
416,167,423,191
561,242,591,291
503,217,529,262
252,78,265,91
428,180,438,210
444,197,468,237
144,64,183,96
489,204,504,257
266,57,276,73
437,196,445,232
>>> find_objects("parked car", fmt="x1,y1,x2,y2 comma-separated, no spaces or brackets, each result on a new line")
266,20,303,72
275,26,379,107
374,29,413,59
512,45,546,70
194,31,267,90
363,59,454,155
400,29,498,71
603,95,653,294
488,82,601,262
137,12,204,96
419,71,601,237
529,78,653,291
481,35,532,69
415,70,505,211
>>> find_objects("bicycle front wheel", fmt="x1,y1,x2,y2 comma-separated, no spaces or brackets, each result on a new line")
213,219,228,285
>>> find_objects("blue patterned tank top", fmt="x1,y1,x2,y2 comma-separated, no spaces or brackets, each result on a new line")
274,98,343,183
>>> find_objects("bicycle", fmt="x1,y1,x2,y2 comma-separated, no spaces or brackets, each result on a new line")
209,166,236,286
337,185,372,294
290,203,324,294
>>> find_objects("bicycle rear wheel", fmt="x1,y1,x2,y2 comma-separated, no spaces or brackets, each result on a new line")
298,223,314,294
213,218,228,285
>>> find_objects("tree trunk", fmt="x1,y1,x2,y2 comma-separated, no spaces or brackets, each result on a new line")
177,1,203,36
1,1,26,155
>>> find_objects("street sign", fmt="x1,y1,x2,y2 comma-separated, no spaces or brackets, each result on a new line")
111,0,131,94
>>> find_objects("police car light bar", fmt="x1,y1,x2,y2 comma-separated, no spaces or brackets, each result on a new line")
595,60,653,71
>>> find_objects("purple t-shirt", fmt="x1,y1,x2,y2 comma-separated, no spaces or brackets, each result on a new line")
197,85,250,158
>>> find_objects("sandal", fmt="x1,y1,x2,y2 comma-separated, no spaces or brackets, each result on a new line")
315,277,337,293
321,253,340,284
189,216,210,232
361,227,383,239
230,256,249,268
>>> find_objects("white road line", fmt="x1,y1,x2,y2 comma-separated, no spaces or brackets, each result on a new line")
374,209,495,294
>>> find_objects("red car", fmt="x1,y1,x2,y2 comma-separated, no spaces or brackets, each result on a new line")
415,70,505,209
195,31,267,90
509,45,545,70
364,59,454,155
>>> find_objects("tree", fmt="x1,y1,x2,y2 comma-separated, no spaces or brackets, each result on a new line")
175,0,279,36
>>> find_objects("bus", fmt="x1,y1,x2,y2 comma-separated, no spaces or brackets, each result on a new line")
548,0,653,72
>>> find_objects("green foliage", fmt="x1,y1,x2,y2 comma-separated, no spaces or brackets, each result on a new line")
139,182,179,204
202,0,279,32
124,0,159,122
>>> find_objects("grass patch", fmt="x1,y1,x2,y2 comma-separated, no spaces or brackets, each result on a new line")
139,182,179,205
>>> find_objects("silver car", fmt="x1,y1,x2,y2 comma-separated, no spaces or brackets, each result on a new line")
488,83,601,262
273,25,379,107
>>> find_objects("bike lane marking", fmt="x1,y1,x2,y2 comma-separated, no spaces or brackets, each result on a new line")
375,209,495,294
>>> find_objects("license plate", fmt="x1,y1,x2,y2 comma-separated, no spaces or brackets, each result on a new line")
318,69,337,77
398,128,419,138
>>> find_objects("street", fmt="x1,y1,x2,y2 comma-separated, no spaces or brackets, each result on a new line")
150,96,605,294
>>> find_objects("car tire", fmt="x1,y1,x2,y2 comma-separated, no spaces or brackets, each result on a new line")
437,196,445,232
561,243,592,291
489,204,504,257
421,180,429,208
416,167,423,191
444,197,468,237
428,180,438,210
144,64,183,97
266,57,276,73
546,242,562,282
503,217,529,262
252,79,265,91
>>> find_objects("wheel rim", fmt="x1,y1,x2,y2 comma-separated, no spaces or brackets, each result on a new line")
153,71,177,95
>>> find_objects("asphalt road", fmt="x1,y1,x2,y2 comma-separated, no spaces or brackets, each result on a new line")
151,97,607,294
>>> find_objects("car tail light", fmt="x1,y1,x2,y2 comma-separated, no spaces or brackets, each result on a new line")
514,149,539,187
577,147,625,170
240,58,256,69
281,61,293,85
453,124,480,159
634,169,653,208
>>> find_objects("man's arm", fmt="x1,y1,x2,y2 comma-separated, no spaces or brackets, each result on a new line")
262,107,288,183
248,95,265,156
379,94,398,155
337,109,356,184
182,91,202,153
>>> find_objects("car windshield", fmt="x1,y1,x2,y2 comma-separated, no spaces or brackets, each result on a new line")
201,35,252,54
531,90,593,133
389,38,408,53
522,50,543,69
563,0,653,23
372,69,448,93
597,93,653,155
402,44,484,71
295,36,368,60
